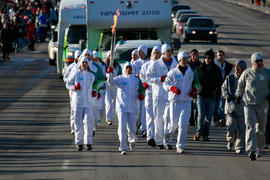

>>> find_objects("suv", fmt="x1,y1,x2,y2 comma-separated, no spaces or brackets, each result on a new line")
183,17,219,43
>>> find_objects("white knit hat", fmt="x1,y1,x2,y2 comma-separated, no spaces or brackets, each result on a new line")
138,45,147,55
74,50,82,58
93,50,100,58
161,44,171,54
82,49,92,56
177,52,188,61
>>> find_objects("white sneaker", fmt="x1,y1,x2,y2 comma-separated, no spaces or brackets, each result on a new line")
227,142,234,151
176,148,184,154
235,149,242,154
107,121,113,126
121,151,128,155
129,143,136,151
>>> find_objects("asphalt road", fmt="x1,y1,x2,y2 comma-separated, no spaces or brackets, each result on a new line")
0,0,270,179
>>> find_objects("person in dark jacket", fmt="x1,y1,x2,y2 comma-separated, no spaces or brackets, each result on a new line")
214,50,234,126
0,23,12,61
194,49,223,141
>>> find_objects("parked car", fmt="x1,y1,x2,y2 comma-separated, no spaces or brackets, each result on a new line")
171,4,191,18
182,17,219,43
48,25,58,65
172,10,196,32
176,14,201,35
171,0,179,6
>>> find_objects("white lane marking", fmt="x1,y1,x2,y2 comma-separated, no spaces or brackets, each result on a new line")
61,159,71,169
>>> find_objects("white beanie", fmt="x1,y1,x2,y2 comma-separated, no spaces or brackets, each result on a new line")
80,57,89,66
138,45,147,55
251,52,263,64
74,50,82,59
177,52,188,61
152,46,161,53
132,49,138,55
124,62,132,69
82,49,92,56
93,50,100,58
161,44,171,54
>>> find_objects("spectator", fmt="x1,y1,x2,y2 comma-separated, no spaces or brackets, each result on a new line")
0,23,12,61
37,10,48,42
27,19,36,51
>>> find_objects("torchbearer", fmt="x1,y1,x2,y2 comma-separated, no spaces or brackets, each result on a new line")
107,62,145,155
66,57,96,152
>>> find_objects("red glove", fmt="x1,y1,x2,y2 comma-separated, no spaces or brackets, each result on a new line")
137,74,140,78
74,82,81,90
170,86,181,95
107,65,113,73
92,90,97,97
138,94,145,101
97,93,101,99
143,82,149,89
189,87,198,98
161,75,167,82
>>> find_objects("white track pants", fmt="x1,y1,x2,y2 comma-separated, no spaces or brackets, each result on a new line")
117,112,138,151
145,93,155,141
153,99,167,145
74,107,94,145
105,86,117,122
69,90,75,132
168,101,191,149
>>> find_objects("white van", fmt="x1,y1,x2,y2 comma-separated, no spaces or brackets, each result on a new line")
56,0,86,78
85,0,178,59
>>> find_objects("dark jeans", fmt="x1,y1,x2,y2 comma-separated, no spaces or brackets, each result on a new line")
189,98,198,126
196,95,216,137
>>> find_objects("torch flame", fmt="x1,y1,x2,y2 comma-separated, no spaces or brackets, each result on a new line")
111,9,120,34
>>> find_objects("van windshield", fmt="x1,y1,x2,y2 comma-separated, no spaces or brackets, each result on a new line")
188,19,214,28
67,25,86,44
100,30,158,51
115,48,153,63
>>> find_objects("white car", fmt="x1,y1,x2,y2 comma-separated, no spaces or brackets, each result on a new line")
48,25,58,65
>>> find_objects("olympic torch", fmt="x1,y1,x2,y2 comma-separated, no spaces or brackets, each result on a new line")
108,10,120,82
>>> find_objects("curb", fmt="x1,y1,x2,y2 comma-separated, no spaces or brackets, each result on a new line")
222,0,270,15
